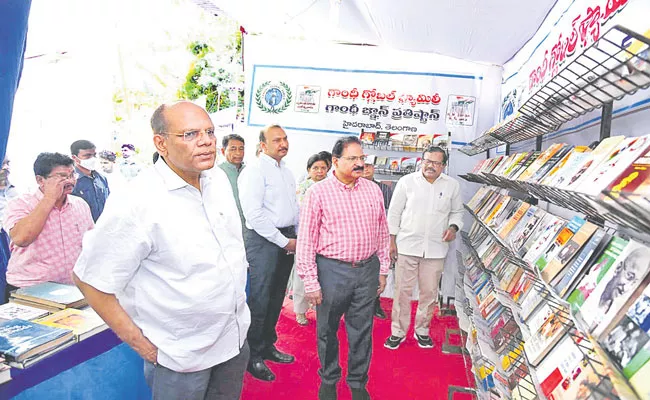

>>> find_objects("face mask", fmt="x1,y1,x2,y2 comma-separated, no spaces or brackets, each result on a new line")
79,158,97,171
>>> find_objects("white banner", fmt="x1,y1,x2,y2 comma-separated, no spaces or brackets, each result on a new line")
246,65,483,145
501,0,650,121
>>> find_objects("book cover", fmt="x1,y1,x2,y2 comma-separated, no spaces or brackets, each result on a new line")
555,230,610,298
563,135,626,191
517,143,565,182
567,236,629,312
0,303,49,321
534,216,585,272
359,130,376,145
402,134,418,151
524,313,569,366
483,156,504,174
629,357,650,400
577,134,650,196
489,197,518,231
12,282,86,309
492,154,518,177
539,146,585,185
604,146,650,195
579,240,650,336
484,196,511,224
387,157,401,172
374,131,390,146
399,157,418,174
603,315,649,371
0,319,73,362
513,210,549,256
388,133,405,148
498,202,531,239
529,144,572,184
502,152,528,177
510,151,541,180
416,134,433,150
35,308,107,340
540,220,597,283
522,216,566,266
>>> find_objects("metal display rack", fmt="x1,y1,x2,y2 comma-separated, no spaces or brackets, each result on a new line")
460,133,505,156
463,201,638,399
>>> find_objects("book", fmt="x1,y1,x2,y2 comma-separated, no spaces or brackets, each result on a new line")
35,308,107,342
522,216,565,266
374,131,390,146
416,134,433,150
510,152,541,180
534,215,584,272
629,357,650,400
359,130,375,145
563,135,625,191
541,220,598,283
399,157,418,174
603,314,649,371
577,134,650,196
579,240,650,336
554,229,610,298
402,134,418,151
517,143,565,182
524,312,570,366
540,146,590,186
11,282,87,310
508,206,542,250
567,236,629,313
0,319,74,363
0,303,49,321
529,144,572,184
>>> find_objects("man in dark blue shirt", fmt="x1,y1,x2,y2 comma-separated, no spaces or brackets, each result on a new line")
70,140,110,222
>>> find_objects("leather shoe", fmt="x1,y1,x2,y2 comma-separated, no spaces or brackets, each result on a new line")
374,297,386,319
318,383,337,400
351,387,371,400
263,347,295,364
247,359,275,381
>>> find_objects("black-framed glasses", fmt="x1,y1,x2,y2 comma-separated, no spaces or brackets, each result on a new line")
47,172,79,180
422,160,444,167
161,128,216,142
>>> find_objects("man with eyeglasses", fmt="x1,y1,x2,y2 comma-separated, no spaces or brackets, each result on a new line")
73,102,250,400
218,133,246,228
384,146,463,351
2,152,93,300
238,124,300,381
296,136,389,400
70,140,110,222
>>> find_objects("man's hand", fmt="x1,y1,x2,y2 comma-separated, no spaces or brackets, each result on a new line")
305,290,322,306
378,275,387,296
42,176,66,202
442,227,457,242
132,333,158,365
284,239,297,254
389,236,398,263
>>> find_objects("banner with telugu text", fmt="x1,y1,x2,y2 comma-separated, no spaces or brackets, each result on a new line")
246,65,483,146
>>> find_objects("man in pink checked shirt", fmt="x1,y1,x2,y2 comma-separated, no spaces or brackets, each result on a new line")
3,152,94,301
296,136,390,400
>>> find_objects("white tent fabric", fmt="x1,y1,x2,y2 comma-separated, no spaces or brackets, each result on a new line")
206,0,558,64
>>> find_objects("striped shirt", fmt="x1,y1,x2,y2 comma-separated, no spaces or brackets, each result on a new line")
296,174,390,293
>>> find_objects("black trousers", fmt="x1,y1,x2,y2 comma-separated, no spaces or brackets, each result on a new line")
244,228,295,360
316,254,379,389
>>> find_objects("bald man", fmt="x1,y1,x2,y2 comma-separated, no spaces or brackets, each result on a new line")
73,102,251,400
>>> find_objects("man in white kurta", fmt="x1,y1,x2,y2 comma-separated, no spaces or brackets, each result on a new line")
73,102,250,400
384,146,464,350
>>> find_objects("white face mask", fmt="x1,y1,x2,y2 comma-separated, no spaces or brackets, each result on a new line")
79,157,97,171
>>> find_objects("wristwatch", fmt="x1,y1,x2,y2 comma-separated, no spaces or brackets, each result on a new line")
449,224,459,232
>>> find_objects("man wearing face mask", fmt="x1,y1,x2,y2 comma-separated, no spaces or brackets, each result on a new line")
2,153,94,300
384,146,463,351
0,158,19,230
70,140,110,222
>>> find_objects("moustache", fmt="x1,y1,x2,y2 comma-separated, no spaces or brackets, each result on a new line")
353,166,364,172
279,147,288,152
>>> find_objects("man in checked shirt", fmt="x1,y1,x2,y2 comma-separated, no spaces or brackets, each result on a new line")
296,136,390,400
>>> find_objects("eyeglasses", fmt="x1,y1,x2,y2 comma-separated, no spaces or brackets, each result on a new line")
339,155,368,163
422,160,444,167
47,172,79,180
161,128,216,142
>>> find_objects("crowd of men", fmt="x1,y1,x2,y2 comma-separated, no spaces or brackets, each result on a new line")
1,102,463,400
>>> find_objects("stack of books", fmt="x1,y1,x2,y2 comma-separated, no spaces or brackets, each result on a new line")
9,282,87,312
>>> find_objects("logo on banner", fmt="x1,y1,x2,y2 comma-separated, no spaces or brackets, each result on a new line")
255,81,293,114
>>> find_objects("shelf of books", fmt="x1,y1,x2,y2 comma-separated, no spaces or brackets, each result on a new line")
519,25,650,133
360,130,450,179
0,282,109,386
458,145,650,399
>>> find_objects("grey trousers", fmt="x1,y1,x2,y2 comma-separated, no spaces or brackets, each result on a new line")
244,228,294,359
316,254,379,389
144,341,250,400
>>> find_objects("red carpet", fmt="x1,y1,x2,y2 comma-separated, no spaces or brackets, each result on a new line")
242,297,474,400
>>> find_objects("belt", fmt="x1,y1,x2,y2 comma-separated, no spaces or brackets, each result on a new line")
351,255,376,268
278,226,297,239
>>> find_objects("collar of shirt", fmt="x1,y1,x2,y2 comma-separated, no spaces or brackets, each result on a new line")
155,158,211,191
260,153,285,168
416,171,449,184
219,160,245,173
331,172,360,192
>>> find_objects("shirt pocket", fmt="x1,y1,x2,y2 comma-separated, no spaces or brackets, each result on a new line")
434,192,452,213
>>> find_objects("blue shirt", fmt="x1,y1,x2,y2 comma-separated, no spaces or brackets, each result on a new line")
72,168,110,222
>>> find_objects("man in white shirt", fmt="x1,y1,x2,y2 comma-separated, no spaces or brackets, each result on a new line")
238,124,300,381
73,102,251,400
384,146,463,350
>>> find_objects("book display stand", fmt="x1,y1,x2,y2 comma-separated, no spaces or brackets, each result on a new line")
456,25,650,400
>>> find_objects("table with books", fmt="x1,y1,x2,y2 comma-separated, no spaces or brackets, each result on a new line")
0,282,149,399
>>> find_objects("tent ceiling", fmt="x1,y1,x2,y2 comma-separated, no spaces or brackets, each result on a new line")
205,0,558,65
